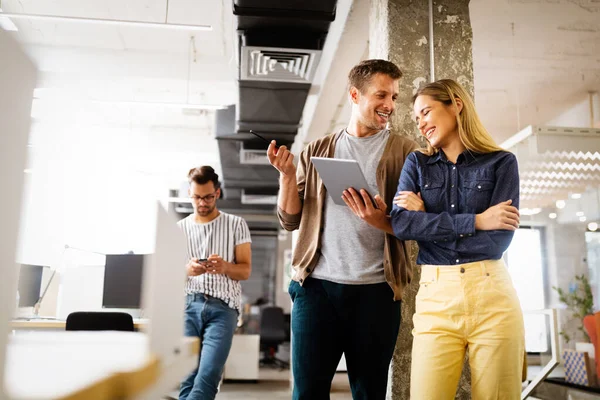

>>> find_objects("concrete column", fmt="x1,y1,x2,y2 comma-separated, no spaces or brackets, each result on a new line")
369,1,474,399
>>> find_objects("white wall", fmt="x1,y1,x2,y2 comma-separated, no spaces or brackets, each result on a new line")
18,124,160,259
547,92,600,129
546,223,588,306
0,29,37,397
276,231,293,314
16,122,165,316
540,218,589,350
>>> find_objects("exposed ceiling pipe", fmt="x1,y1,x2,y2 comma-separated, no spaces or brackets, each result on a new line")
590,91,597,128
0,10,212,31
164,0,170,24
428,0,435,82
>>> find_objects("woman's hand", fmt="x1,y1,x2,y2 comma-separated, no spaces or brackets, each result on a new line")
393,191,425,212
475,200,520,230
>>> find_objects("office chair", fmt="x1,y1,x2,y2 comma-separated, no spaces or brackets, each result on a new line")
65,311,135,332
259,306,289,370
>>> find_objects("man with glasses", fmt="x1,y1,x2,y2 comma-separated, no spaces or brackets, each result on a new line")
178,165,252,400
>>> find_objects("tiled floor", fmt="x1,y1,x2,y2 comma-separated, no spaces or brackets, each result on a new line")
216,369,352,399
166,369,351,399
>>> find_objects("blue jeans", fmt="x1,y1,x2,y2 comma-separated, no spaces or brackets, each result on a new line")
179,293,238,400
289,277,401,400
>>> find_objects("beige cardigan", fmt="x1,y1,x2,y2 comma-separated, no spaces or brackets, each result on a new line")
277,130,419,301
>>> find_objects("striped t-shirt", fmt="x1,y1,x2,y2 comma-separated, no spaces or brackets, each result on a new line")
178,212,252,312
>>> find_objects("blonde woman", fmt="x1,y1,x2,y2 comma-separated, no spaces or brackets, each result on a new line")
388,79,525,399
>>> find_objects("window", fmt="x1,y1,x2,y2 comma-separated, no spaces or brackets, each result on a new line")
505,227,548,352
586,231,600,310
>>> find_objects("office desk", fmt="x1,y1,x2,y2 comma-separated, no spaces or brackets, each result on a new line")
223,334,260,381
5,331,199,400
11,319,149,331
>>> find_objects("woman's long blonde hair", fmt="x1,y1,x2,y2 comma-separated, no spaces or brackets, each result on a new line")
413,79,503,155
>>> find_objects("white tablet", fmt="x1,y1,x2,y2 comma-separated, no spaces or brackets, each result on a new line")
310,157,378,208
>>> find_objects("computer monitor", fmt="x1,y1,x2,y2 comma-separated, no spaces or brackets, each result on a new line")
102,254,145,309
17,264,44,307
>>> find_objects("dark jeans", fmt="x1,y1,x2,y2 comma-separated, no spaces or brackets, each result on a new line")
289,277,401,400
179,293,238,400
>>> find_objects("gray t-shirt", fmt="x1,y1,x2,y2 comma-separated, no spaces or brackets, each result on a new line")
311,129,390,284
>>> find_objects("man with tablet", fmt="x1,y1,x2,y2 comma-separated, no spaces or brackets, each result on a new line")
267,59,419,399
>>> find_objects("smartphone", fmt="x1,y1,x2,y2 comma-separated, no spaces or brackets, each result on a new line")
198,258,208,262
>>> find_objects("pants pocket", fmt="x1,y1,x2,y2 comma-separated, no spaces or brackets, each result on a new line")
288,280,306,302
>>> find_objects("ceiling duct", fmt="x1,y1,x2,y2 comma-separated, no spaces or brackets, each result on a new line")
240,141,270,165
241,46,321,84
237,80,310,133
241,187,279,205
212,0,337,215
233,1,337,21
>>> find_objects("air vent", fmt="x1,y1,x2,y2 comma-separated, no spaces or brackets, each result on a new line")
241,46,321,83
240,142,270,165
241,189,278,205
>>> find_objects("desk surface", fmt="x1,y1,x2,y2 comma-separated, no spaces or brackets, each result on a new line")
5,331,199,400
11,318,148,330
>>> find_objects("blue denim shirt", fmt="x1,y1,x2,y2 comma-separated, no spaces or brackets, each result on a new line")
390,149,519,265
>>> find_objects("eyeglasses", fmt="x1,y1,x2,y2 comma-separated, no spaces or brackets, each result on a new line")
190,191,218,203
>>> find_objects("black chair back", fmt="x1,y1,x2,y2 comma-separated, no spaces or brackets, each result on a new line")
260,306,286,344
65,311,134,332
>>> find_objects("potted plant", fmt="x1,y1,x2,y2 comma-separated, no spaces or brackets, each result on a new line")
553,274,597,384
553,274,594,344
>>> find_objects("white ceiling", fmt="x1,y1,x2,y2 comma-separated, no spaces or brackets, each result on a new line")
3,0,236,96
2,0,599,191
323,0,600,145
1,0,235,187
471,0,600,144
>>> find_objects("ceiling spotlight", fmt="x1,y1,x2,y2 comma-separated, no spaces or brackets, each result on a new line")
576,211,585,217
0,11,212,31
580,216,587,222
549,213,557,219
556,200,566,209
571,193,582,199
589,222,599,232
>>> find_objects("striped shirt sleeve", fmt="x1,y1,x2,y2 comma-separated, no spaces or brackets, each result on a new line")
235,217,252,246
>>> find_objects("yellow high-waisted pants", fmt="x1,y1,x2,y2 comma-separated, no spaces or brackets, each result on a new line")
410,259,525,400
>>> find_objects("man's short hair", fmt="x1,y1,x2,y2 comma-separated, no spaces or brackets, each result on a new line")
187,166,221,190
348,59,403,93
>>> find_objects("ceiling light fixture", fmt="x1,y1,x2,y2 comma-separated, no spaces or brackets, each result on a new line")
571,193,582,199
31,96,226,111
0,11,212,31
556,200,566,209
589,222,599,232
90,100,225,110
549,213,557,219
580,216,587,222
576,211,585,217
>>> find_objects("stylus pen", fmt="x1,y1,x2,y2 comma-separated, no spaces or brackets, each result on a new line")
250,130,280,153
249,130,272,144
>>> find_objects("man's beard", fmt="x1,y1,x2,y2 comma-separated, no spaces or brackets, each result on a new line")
197,205,214,216
361,114,385,131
